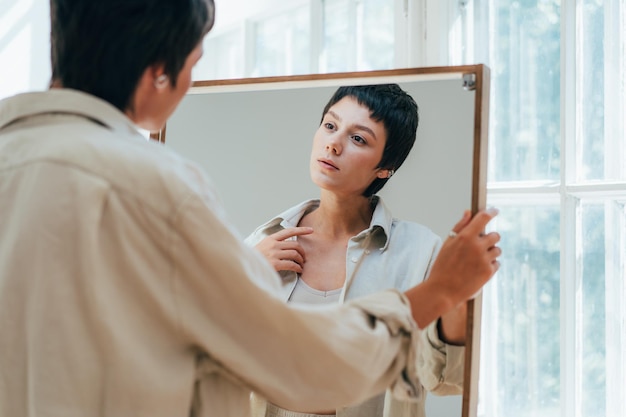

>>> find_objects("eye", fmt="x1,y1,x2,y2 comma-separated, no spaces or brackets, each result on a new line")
324,122,336,131
352,135,366,144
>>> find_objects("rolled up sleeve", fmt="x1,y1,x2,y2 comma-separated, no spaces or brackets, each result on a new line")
415,320,465,395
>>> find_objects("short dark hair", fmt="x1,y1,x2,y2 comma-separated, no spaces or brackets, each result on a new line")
50,0,215,112
320,84,419,197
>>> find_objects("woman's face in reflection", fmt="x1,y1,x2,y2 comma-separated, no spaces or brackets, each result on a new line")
309,96,388,197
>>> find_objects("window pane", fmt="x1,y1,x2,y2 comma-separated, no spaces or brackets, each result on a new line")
580,203,606,417
587,199,626,417
322,0,354,72
253,6,310,76
321,0,394,73
607,199,626,417
584,0,626,182
479,203,560,417
475,0,561,182
357,0,394,70
196,30,245,80
578,1,606,181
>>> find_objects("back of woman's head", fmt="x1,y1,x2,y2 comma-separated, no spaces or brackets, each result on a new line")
321,84,419,197
50,0,215,112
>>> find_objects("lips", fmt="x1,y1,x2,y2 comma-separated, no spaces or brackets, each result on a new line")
318,158,339,170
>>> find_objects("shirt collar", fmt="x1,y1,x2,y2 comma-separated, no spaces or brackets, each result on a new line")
272,196,394,251
0,89,142,138
369,196,394,250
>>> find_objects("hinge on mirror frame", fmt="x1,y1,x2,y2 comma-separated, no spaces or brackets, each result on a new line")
462,73,476,91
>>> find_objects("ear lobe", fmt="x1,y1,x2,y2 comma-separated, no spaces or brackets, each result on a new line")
377,169,395,179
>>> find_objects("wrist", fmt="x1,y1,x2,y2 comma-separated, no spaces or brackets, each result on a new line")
404,279,455,329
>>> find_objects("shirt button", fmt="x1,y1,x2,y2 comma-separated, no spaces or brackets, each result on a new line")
351,257,358,263
365,250,371,254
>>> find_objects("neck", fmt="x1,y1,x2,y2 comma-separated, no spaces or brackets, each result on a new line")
302,192,375,239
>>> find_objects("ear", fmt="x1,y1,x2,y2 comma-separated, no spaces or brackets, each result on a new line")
149,64,169,89
133,64,167,103
376,168,395,179
377,169,390,179
125,64,167,130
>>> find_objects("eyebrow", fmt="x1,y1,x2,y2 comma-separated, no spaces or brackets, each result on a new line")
327,110,378,141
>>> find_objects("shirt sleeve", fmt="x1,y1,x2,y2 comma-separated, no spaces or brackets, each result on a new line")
410,234,465,396
169,188,425,412
415,320,465,395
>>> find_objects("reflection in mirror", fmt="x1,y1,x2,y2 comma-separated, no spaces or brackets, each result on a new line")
160,66,489,417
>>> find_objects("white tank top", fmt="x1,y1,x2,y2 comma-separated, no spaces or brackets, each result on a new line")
288,277,342,305
269,279,340,417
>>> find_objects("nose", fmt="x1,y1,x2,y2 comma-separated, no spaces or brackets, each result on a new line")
325,140,341,155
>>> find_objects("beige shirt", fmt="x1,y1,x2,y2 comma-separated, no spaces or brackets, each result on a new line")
0,89,426,417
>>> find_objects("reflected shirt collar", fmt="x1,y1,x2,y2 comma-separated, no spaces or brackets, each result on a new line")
273,195,394,251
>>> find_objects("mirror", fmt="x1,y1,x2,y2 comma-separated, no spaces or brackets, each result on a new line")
157,65,490,417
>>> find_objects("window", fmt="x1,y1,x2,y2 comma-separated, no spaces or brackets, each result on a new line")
192,0,398,81
195,2,626,416
456,1,626,416
0,0,51,99
252,4,311,76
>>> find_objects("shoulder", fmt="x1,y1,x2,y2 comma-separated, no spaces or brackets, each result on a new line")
102,131,216,206
388,218,442,249
62,124,219,221
370,197,441,249
1,90,221,225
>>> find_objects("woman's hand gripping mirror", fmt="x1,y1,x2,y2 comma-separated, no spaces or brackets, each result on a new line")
405,208,501,330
